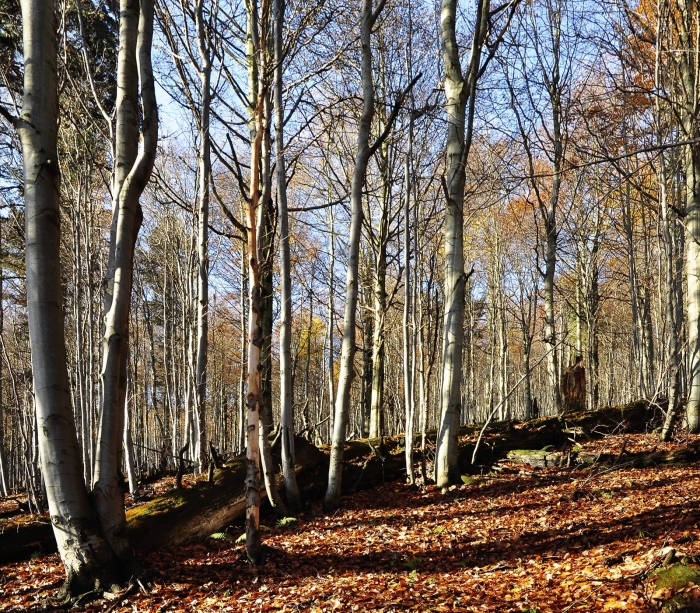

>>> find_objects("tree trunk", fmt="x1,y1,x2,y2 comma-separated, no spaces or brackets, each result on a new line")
327,207,336,438
244,0,267,563
403,48,415,481
93,0,157,563
123,371,138,497
239,246,248,454
194,0,212,475
245,113,264,562
324,0,384,511
369,258,386,439
0,271,9,496
679,0,700,432
258,185,287,518
15,0,123,596
275,0,302,512
435,0,472,488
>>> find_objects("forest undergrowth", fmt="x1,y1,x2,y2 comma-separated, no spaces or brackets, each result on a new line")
2,432,700,612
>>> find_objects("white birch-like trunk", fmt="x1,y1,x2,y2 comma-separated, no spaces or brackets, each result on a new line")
435,0,494,485
245,94,265,564
274,0,301,511
324,0,383,511
403,148,415,483
678,0,700,431
369,255,386,439
435,0,470,488
404,9,416,476
194,0,211,475
327,208,336,436
244,0,268,564
93,0,157,562
15,0,122,596
123,373,138,496
258,92,287,517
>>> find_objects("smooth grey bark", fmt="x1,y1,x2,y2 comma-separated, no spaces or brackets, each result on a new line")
324,0,385,511
0,272,8,496
403,11,416,479
194,0,212,475
153,0,211,469
657,10,680,439
360,259,373,437
435,0,489,488
675,0,700,432
325,4,418,505
621,135,650,399
252,8,286,518
258,121,287,518
368,199,388,440
515,263,537,419
13,0,122,595
541,1,563,415
274,0,302,512
93,0,158,562
403,122,415,484
327,207,336,437
417,225,428,481
123,372,138,496
504,0,561,415
684,147,700,431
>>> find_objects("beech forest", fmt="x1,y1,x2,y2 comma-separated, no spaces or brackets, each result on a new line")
3,0,700,610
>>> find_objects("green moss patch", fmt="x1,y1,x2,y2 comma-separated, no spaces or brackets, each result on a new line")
651,564,700,590
650,564,700,612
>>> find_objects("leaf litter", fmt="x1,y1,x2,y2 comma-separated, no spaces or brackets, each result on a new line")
1,433,700,612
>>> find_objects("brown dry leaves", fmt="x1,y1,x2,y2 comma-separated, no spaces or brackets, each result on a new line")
2,433,700,612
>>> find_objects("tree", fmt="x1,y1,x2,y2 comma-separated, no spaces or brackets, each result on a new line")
435,0,516,487
244,0,267,564
4,0,123,597
676,0,700,432
92,0,158,563
194,0,213,475
274,0,302,511
324,0,417,510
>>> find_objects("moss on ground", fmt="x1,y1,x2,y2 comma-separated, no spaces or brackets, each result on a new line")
650,563,700,612
652,563,700,590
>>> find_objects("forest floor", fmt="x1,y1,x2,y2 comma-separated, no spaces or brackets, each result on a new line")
2,432,700,612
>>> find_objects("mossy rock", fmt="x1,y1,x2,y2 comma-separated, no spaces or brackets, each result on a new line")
650,564,700,612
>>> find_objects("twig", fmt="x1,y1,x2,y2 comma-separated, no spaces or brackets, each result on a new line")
105,583,138,613
614,436,630,465
473,563,517,574
297,415,330,437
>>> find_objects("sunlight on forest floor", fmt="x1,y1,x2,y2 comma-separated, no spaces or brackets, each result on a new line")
2,433,700,612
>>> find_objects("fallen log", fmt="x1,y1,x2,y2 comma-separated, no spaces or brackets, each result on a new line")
503,445,700,469
0,516,56,563
0,436,324,563
127,435,325,551
462,399,657,468
0,434,406,563
0,400,663,563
